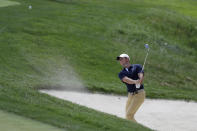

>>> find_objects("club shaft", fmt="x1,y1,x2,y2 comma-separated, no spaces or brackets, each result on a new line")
142,49,149,70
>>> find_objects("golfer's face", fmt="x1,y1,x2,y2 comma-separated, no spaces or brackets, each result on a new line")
119,57,129,67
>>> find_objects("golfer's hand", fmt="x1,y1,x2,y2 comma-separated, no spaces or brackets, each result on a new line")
138,79,143,84
135,79,141,85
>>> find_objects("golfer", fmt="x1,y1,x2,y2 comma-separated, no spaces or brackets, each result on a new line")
117,53,145,123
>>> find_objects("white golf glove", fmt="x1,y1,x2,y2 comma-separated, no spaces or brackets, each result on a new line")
136,84,141,88
135,79,141,88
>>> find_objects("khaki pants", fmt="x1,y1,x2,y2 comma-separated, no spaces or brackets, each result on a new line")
126,90,145,123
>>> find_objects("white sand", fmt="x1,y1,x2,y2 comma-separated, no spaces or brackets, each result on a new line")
40,90,197,131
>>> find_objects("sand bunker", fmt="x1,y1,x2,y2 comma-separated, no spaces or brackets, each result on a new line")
40,90,197,131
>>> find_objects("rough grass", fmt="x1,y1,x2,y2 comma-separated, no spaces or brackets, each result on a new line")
0,0,197,95
1,0,196,100
0,0,196,130
0,86,151,131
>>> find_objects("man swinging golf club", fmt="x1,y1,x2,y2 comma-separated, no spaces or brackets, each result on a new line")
117,44,149,123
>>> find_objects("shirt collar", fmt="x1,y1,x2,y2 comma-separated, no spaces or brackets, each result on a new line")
124,65,133,72
125,68,129,72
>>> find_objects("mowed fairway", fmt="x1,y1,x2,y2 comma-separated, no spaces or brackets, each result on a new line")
0,0,20,7
0,110,63,131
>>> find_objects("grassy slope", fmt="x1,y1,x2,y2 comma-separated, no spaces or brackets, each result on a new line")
0,0,196,130
0,0,20,7
0,86,151,131
0,0,196,100
0,110,64,131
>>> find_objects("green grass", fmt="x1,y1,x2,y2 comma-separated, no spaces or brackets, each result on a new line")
0,110,64,131
0,86,151,131
0,0,20,7
1,0,196,100
0,0,196,130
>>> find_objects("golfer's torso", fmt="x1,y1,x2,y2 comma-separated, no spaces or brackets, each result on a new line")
120,64,144,92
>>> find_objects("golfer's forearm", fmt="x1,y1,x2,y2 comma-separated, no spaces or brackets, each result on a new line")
138,73,144,84
122,77,137,84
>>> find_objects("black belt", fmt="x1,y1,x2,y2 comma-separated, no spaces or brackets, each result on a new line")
128,89,144,95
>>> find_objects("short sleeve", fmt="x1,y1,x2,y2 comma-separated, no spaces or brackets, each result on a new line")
136,64,144,74
118,72,125,80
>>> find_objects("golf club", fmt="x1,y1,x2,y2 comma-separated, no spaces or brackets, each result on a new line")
136,44,150,88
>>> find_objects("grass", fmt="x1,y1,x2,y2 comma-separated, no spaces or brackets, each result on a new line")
0,0,196,100
0,110,64,131
0,86,151,131
0,0,20,7
0,0,196,130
